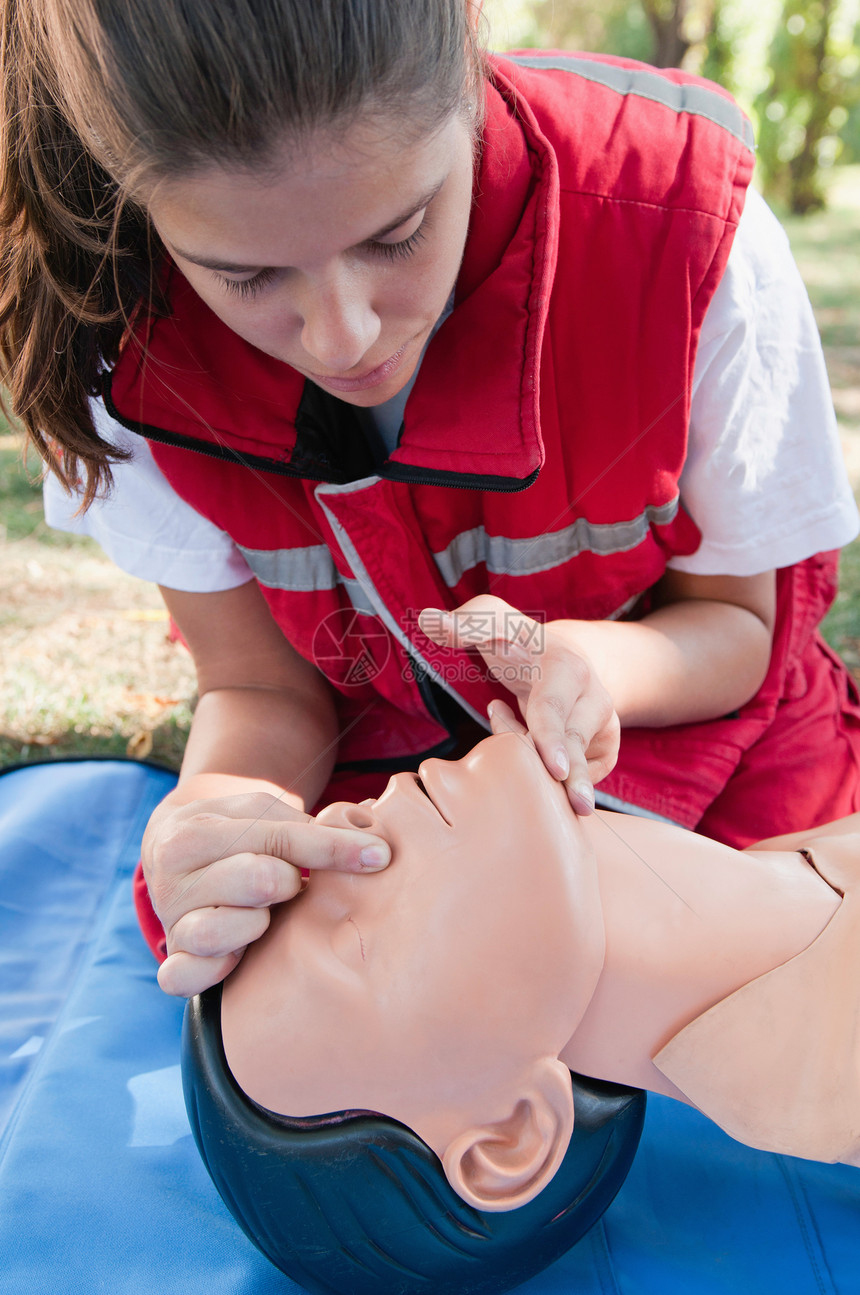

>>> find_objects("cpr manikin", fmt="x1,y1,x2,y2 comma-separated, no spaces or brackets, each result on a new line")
220,732,858,1191
184,731,858,1293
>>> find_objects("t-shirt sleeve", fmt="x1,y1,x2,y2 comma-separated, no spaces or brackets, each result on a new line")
42,398,254,592
668,187,859,577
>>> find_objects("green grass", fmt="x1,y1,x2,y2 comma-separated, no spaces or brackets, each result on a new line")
778,168,860,351
818,537,860,671
779,167,860,660
0,716,192,770
0,437,99,548
0,434,196,769
0,441,44,543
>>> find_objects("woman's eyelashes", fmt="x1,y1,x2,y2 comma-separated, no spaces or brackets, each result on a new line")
218,266,279,299
366,220,428,262
216,215,430,297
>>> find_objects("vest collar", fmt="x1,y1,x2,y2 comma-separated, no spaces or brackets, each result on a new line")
107,61,558,492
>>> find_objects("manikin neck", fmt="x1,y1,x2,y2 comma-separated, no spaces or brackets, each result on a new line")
559,810,842,1099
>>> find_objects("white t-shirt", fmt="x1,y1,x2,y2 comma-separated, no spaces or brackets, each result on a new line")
44,189,859,590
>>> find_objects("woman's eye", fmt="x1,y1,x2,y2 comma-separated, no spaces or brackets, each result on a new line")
218,266,278,299
215,213,430,293
367,222,428,263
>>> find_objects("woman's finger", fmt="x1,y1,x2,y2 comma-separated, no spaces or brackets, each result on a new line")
157,851,305,933
554,710,619,813
522,658,613,813
148,813,391,900
157,946,248,998
487,698,528,737
167,900,273,962
525,663,590,768
583,712,621,786
418,598,528,653
555,739,596,814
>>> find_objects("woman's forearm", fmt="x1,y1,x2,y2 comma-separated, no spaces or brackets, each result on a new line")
166,683,339,812
549,596,773,729
154,580,341,813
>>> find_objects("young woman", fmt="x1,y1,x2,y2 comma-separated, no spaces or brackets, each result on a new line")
3,1,859,997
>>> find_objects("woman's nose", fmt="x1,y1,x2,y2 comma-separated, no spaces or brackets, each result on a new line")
298,273,381,373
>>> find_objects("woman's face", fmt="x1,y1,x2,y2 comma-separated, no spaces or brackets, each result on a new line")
147,111,475,405
221,733,605,1154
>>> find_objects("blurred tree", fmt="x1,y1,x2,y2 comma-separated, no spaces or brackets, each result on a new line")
485,0,860,211
641,0,688,65
756,0,860,212
486,0,721,69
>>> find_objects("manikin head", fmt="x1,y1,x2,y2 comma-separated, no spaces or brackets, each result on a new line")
222,732,607,1210
184,734,644,1294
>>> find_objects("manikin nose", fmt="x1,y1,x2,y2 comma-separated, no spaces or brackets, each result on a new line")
299,276,381,373
316,800,377,831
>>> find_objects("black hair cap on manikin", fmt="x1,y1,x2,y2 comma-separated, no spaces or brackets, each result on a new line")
182,985,645,1295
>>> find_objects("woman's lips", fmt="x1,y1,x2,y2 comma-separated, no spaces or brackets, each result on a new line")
309,344,409,393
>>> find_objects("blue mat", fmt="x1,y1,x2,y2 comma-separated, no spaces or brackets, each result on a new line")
0,760,857,1294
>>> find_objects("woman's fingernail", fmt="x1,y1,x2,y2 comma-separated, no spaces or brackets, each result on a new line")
555,748,570,779
418,608,452,638
359,845,390,870
573,781,595,812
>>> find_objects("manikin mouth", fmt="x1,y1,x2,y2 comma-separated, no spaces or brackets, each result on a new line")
412,772,452,826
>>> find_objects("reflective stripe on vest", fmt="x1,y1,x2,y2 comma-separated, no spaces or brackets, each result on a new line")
509,54,755,151
240,496,679,608
433,498,680,586
237,543,377,616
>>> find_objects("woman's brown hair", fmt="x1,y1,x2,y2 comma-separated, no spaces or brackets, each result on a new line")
0,0,484,505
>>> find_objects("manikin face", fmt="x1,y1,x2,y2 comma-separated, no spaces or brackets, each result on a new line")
147,111,475,405
221,734,605,1182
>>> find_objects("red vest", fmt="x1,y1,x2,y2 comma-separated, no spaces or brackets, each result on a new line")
107,53,859,843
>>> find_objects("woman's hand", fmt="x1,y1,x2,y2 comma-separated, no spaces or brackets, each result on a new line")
142,790,391,997
419,595,619,814
146,579,394,998
419,572,775,819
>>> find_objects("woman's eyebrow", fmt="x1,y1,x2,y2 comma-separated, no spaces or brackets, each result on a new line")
365,179,445,240
167,247,266,272
167,179,447,274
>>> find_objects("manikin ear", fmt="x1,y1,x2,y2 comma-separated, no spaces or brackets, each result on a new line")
440,1058,575,1212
